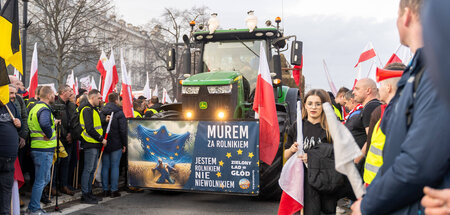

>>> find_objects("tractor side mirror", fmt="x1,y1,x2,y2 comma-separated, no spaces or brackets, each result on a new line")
167,48,176,71
183,34,190,46
290,41,303,66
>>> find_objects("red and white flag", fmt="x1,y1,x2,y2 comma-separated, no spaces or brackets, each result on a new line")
143,72,151,99
278,101,304,215
386,53,402,66
28,43,38,98
120,49,134,118
90,76,98,91
292,56,303,86
102,48,119,102
13,68,21,81
385,44,403,67
153,84,158,97
323,59,337,96
252,43,280,165
162,88,172,104
75,77,79,95
97,50,108,91
354,42,376,68
66,70,77,95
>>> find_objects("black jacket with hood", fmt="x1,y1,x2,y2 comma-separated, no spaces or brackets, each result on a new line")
99,102,127,153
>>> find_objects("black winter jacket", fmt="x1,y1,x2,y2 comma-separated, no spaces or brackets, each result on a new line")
99,103,127,153
53,97,77,145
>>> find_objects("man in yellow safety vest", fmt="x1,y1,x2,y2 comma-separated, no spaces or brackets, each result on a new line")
78,89,106,204
363,62,405,185
26,86,59,214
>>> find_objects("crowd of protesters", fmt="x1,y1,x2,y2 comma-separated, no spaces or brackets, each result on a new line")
1,0,450,214
282,0,450,214
0,80,165,214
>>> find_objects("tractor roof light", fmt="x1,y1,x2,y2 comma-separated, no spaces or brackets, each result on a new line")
275,17,281,23
190,20,196,27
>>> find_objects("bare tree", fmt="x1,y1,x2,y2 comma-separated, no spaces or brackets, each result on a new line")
145,6,209,97
27,0,115,85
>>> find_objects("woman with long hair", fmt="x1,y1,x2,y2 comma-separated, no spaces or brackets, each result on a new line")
285,89,345,215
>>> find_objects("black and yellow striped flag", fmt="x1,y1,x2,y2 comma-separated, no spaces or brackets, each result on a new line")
0,0,21,105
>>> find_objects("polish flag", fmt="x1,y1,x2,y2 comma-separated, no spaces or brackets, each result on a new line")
66,70,77,95
354,42,376,68
90,76,98,90
292,56,303,86
143,72,151,99
120,49,134,118
162,88,172,104
75,77,79,95
28,43,38,98
13,68,21,80
153,84,158,97
278,102,304,215
323,59,337,96
386,53,402,66
252,43,280,165
97,50,108,91
102,48,118,102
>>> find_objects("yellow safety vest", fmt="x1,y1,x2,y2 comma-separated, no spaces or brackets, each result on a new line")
28,103,57,149
364,105,387,185
333,105,343,121
79,106,104,143
134,111,143,118
149,108,158,114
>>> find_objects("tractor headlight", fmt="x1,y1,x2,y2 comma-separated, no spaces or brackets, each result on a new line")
182,86,200,94
185,111,193,119
207,85,232,94
217,111,226,120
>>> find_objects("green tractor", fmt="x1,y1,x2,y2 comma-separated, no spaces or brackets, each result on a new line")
160,24,303,199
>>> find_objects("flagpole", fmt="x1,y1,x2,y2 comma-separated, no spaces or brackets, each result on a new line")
373,45,384,68
394,44,402,55
92,112,114,184
22,0,29,87
366,60,375,78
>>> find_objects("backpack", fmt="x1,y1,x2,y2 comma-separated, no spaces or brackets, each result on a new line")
71,107,83,141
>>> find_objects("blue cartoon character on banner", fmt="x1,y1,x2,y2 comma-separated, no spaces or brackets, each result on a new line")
152,158,178,184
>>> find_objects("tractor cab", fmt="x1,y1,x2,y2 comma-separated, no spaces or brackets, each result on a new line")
172,28,299,121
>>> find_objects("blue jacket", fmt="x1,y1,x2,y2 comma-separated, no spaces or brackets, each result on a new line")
361,49,450,215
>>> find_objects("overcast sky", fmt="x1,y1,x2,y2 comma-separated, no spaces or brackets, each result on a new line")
113,0,405,91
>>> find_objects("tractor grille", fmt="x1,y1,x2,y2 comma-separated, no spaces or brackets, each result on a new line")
182,84,238,120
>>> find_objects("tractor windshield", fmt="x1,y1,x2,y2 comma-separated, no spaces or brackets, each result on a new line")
203,40,263,90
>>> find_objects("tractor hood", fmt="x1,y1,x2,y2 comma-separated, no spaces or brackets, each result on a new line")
182,71,241,86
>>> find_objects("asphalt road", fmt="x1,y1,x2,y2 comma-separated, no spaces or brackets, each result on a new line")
64,191,279,215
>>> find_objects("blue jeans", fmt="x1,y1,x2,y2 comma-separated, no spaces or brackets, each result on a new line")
81,148,98,194
28,151,53,212
101,149,122,192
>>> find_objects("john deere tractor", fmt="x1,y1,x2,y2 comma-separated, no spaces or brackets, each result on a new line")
159,21,303,199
